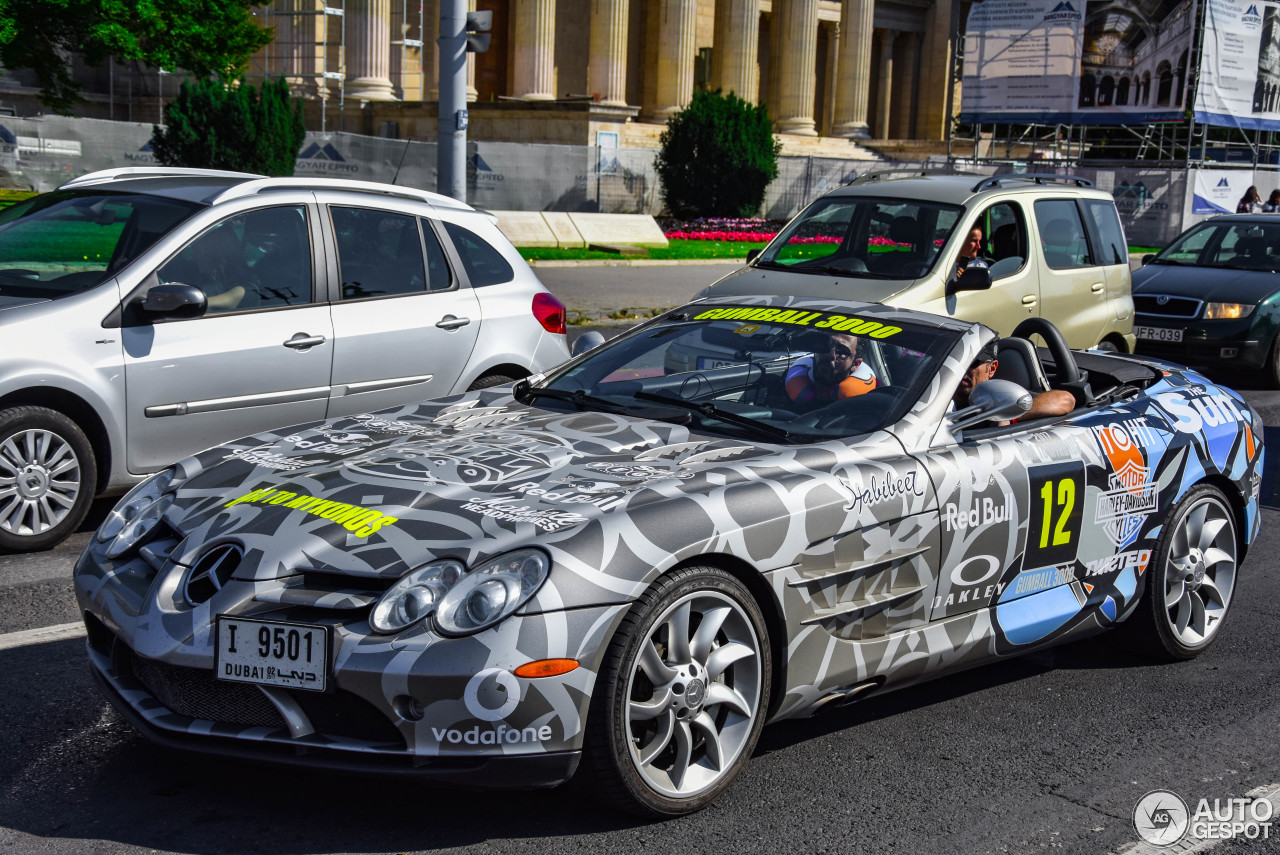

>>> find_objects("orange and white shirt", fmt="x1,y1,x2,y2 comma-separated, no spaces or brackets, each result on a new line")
785,356,877,403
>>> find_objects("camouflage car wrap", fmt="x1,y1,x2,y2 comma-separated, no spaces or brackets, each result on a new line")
73,295,1264,786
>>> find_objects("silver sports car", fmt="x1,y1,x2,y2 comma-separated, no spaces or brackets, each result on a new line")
74,296,1263,816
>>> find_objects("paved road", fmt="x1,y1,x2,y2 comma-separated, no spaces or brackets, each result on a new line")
533,260,738,322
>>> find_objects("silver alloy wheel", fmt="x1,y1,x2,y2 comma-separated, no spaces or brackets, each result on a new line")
0,428,82,537
624,590,763,799
1163,495,1237,647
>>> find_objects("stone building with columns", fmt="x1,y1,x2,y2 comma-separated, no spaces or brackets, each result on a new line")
253,0,958,146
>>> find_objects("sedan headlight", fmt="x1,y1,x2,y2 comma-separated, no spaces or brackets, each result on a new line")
370,549,551,637
370,560,465,634
97,469,176,558
1203,302,1255,320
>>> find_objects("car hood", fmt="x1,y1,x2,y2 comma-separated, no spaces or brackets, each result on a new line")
699,265,911,303
161,390,830,576
1132,264,1280,304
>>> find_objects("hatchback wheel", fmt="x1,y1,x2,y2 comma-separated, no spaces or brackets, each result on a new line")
582,565,771,816
0,407,97,552
1123,484,1238,660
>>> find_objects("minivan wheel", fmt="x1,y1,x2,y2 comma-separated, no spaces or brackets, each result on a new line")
0,407,98,552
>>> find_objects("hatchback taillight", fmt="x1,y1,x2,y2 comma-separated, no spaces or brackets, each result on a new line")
532,292,567,335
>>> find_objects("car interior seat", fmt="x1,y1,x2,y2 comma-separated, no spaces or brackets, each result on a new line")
887,215,928,277
991,223,1022,263
992,337,1052,394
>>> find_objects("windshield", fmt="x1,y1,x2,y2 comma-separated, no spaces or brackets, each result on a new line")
0,190,201,299
757,196,964,280
1155,221,1280,271
535,306,957,442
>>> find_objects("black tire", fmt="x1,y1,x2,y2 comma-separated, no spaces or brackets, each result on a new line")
1265,335,1280,389
0,406,98,552
467,374,518,391
1120,484,1238,661
580,565,771,817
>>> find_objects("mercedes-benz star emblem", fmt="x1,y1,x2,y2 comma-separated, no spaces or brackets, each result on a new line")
183,544,243,605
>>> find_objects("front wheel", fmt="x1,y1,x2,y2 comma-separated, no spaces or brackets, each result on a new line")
0,406,98,552
582,565,771,817
1122,484,1239,660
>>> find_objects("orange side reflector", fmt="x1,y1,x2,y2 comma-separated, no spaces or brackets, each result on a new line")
514,659,580,679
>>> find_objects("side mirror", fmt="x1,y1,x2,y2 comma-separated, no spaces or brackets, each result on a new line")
947,378,1032,431
571,331,606,356
1142,253,1157,266
746,248,762,263
142,283,207,320
950,258,993,293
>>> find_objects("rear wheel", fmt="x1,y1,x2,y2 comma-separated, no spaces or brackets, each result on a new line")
1265,335,1280,388
582,565,771,817
467,373,518,391
1123,484,1238,660
0,406,98,552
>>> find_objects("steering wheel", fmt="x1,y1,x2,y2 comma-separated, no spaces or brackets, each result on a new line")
790,386,907,431
1010,317,1081,386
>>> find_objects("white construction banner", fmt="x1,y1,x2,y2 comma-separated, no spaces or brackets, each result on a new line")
1193,0,1280,129
961,0,1197,125
1191,169,1253,214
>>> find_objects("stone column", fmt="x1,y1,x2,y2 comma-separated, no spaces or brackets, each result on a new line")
589,0,630,105
711,0,759,102
513,0,556,99
875,28,896,139
831,0,873,138
346,0,398,100
916,0,954,140
770,0,819,135
652,0,697,121
893,32,919,139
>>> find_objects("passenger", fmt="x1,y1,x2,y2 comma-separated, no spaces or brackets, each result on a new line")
786,331,877,405
955,226,990,278
953,340,1074,422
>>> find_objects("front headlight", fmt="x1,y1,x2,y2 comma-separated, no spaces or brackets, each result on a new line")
97,469,176,557
369,559,465,634
436,549,551,636
1203,302,1255,320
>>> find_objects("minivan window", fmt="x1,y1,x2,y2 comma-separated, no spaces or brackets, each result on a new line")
331,206,427,299
0,191,199,299
158,206,313,313
1082,200,1128,266
758,196,963,280
1035,199,1094,269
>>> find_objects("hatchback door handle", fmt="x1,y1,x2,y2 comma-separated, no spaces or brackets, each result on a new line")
1091,282,1105,293
284,333,326,350
436,315,471,331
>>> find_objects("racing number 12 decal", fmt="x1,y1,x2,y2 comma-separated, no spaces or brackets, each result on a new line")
1026,463,1085,566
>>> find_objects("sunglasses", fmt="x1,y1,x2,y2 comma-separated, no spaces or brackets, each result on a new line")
826,343,854,359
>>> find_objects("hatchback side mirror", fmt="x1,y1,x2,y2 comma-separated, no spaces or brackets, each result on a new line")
1142,253,1157,266
142,283,207,320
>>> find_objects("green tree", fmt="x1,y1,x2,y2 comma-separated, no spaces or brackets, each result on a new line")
152,77,305,177
0,0,272,113
654,89,781,219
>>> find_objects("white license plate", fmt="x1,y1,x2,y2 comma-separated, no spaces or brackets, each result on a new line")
216,617,328,692
1135,325,1183,343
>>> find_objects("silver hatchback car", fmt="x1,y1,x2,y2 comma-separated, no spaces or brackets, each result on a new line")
0,168,571,551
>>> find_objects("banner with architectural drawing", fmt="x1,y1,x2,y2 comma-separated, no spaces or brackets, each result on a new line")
961,0,1197,125
1193,0,1280,129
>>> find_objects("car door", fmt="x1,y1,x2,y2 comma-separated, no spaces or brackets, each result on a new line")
123,204,334,473
323,203,483,418
919,201,1041,337
1033,198,1111,348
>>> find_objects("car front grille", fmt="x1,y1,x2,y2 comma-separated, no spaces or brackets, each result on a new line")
1134,294,1202,318
118,647,405,747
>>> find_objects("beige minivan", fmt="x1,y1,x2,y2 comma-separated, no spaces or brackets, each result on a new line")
698,172,1135,352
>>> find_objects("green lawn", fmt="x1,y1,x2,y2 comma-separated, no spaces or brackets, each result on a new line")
522,240,1164,262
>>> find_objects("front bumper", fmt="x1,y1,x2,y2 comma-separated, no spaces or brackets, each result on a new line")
1132,315,1269,370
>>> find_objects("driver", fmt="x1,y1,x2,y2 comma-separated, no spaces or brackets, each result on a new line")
954,340,1074,421
955,226,991,279
785,331,877,405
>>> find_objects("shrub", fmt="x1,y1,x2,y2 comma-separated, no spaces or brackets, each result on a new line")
654,90,781,219
152,77,306,176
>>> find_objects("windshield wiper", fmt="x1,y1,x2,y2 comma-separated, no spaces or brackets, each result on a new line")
513,383,630,414
631,391,790,441
1147,258,1184,265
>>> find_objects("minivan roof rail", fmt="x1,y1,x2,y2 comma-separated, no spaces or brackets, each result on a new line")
211,177,475,212
971,173,1095,192
59,167,263,189
847,168,977,185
